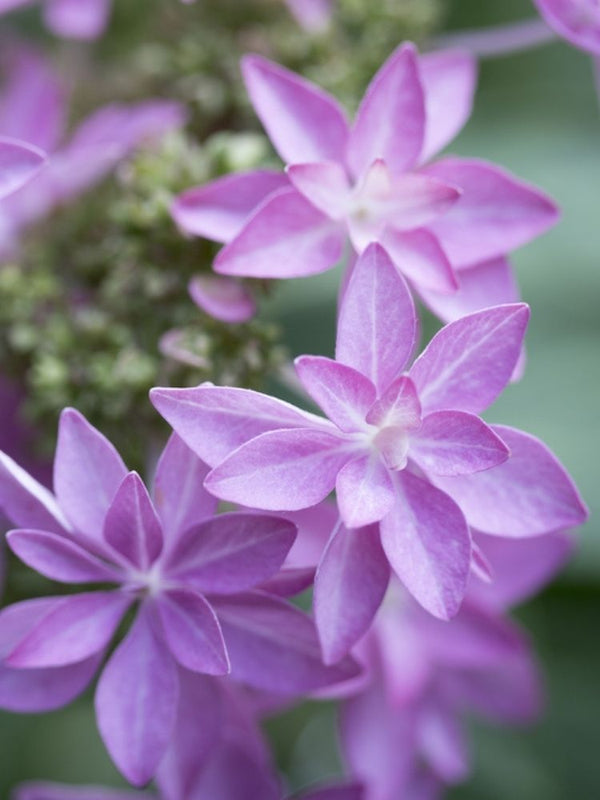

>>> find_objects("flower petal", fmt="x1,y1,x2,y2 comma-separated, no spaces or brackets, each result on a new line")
409,304,529,414
315,522,389,663
205,428,355,511
189,275,256,323
365,375,421,430
214,187,344,279
0,450,69,534
381,227,458,293
287,160,351,218
534,0,600,56
241,54,349,165
172,170,288,242
96,603,179,786
0,137,45,200
335,456,395,528
336,242,418,393
44,0,112,40
103,472,163,570
380,472,471,619
347,43,425,179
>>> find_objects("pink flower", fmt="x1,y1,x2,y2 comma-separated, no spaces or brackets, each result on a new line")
172,44,558,320
151,243,587,639
0,0,112,40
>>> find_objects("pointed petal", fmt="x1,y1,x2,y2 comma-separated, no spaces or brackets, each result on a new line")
150,384,326,467
257,566,316,597
381,227,458,293
172,170,288,242
410,410,509,476
380,472,471,619
287,160,351,218
189,275,256,323
336,242,418,392
54,408,128,544
7,529,123,583
409,304,530,414
424,158,560,267
348,43,425,179
241,54,349,165
315,522,389,663
103,472,163,569
206,428,355,510
211,592,359,692
295,355,377,432
433,426,588,537
214,187,344,278
0,138,45,200
419,50,478,163
365,375,421,429
157,590,229,675
96,603,179,786
6,592,131,668
44,0,111,39
0,450,69,534
167,512,297,593
336,456,395,528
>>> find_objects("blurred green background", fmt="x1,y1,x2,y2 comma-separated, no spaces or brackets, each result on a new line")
1,0,599,797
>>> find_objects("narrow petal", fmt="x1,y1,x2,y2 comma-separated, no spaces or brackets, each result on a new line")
206,428,355,510
380,472,471,619
6,592,131,668
432,426,588,537
365,375,421,429
0,138,45,200
295,355,377,432
409,304,529,414
214,187,344,278
211,592,359,692
347,43,426,179
424,158,560,268
418,50,478,163
150,384,327,467
54,408,128,544
417,699,469,783
167,512,297,593
381,227,458,293
189,275,256,323
44,0,112,40
336,242,418,392
7,529,123,583
241,54,349,165
410,411,509,476
336,456,395,528
172,170,288,242
315,522,389,663
287,160,351,219
0,450,69,534
103,472,163,569
96,603,179,786
157,590,229,675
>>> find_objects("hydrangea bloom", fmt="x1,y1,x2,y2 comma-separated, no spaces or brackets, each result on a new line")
152,243,587,643
0,411,356,786
172,43,558,319
0,45,184,255
0,0,111,40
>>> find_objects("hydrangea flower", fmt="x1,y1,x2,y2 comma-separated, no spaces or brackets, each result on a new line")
151,243,587,642
0,411,356,786
172,43,558,319
0,45,184,256
0,0,111,40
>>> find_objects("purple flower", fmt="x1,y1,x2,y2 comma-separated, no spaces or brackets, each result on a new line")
0,411,356,785
534,0,600,55
151,243,587,643
172,44,558,319
338,531,573,800
0,45,184,256
0,0,112,39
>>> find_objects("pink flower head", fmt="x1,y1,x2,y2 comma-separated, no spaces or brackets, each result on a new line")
534,0,600,55
0,0,112,39
339,531,573,800
0,45,184,256
0,411,357,786
151,244,587,650
172,44,558,320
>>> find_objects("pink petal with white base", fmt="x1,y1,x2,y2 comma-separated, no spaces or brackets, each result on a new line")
295,355,377,432
409,304,529,415
215,187,344,278
287,160,351,218
336,243,418,392
103,472,163,569
0,138,45,200
336,456,396,528
96,603,179,786
380,472,471,619
315,522,389,663
241,54,349,165
433,425,588,537
424,158,559,268
418,50,478,163
189,275,256,323
0,450,69,534
347,43,425,179
410,410,509,476
205,428,355,511
172,170,288,242
381,227,458,293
